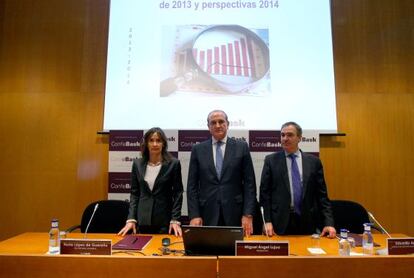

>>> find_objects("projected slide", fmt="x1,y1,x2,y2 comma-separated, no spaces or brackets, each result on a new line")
160,25,270,97
103,0,337,131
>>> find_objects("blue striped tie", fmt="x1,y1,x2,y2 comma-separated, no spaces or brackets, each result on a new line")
289,153,302,215
215,141,223,179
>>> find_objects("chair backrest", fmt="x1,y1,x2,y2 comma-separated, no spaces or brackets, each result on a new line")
331,200,370,234
80,200,130,233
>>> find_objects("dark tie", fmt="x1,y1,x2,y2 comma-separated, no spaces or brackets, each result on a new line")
215,141,223,179
289,153,302,215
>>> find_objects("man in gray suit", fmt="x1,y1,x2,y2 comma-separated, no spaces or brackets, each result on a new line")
187,110,256,236
260,122,336,238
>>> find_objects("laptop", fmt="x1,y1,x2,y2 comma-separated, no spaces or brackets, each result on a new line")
182,225,243,256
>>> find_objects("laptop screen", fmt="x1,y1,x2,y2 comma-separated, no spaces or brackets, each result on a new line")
182,225,244,256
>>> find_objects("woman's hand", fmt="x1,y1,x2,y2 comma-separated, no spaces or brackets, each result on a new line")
169,223,182,237
117,221,137,236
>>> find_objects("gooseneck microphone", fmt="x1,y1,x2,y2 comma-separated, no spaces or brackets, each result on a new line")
260,206,270,238
84,203,99,239
368,211,392,238
368,211,392,255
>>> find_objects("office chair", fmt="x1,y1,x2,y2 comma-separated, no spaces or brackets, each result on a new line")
331,199,379,234
66,200,130,233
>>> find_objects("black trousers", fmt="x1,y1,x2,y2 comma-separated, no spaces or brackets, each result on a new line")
218,205,226,226
285,211,307,235
138,225,169,234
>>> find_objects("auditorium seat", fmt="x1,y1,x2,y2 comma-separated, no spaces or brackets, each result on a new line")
66,200,130,233
331,199,378,234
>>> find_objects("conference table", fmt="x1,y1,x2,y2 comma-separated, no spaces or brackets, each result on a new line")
0,232,413,277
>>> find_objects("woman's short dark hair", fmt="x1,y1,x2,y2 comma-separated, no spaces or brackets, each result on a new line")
141,127,173,162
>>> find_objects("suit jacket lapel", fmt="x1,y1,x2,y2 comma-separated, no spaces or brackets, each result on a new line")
152,162,169,193
202,139,217,178
301,151,310,198
220,137,234,179
138,159,147,179
279,152,291,194
137,160,152,193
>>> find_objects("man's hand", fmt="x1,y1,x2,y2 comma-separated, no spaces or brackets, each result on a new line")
321,226,336,238
242,215,253,237
264,222,275,236
189,217,203,226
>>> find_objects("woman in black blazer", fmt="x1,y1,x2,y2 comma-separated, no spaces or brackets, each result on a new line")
118,127,183,236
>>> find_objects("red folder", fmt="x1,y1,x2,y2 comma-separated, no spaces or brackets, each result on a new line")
112,235,152,250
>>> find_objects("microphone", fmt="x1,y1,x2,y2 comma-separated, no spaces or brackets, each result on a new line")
368,211,392,238
368,211,391,256
84,203,99,239
260,206,270,238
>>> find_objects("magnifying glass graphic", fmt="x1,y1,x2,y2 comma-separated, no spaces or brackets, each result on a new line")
160,25,270,96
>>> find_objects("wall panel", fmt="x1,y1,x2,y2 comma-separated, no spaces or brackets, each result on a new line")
0,0,109,240
323,0,414,234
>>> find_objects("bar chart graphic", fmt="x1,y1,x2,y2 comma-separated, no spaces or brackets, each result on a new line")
195,39,251,76
161,25,270,97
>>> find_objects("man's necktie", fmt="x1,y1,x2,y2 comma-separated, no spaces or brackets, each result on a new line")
215,141,223,179
289,153,302,215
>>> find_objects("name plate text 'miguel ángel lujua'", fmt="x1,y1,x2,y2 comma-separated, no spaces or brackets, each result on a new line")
236,240,289,256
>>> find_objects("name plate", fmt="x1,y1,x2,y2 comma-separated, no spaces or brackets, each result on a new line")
387,238,414,255
60,239,112,255
236,240,289,256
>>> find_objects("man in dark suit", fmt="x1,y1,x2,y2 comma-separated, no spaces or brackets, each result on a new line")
260,122,336,238
187,110,256,236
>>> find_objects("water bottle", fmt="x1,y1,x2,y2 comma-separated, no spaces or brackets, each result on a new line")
48,218,60,254
362,223,374,255
338,229,351,256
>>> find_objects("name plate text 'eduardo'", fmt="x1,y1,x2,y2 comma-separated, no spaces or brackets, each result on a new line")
387,238,414,255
